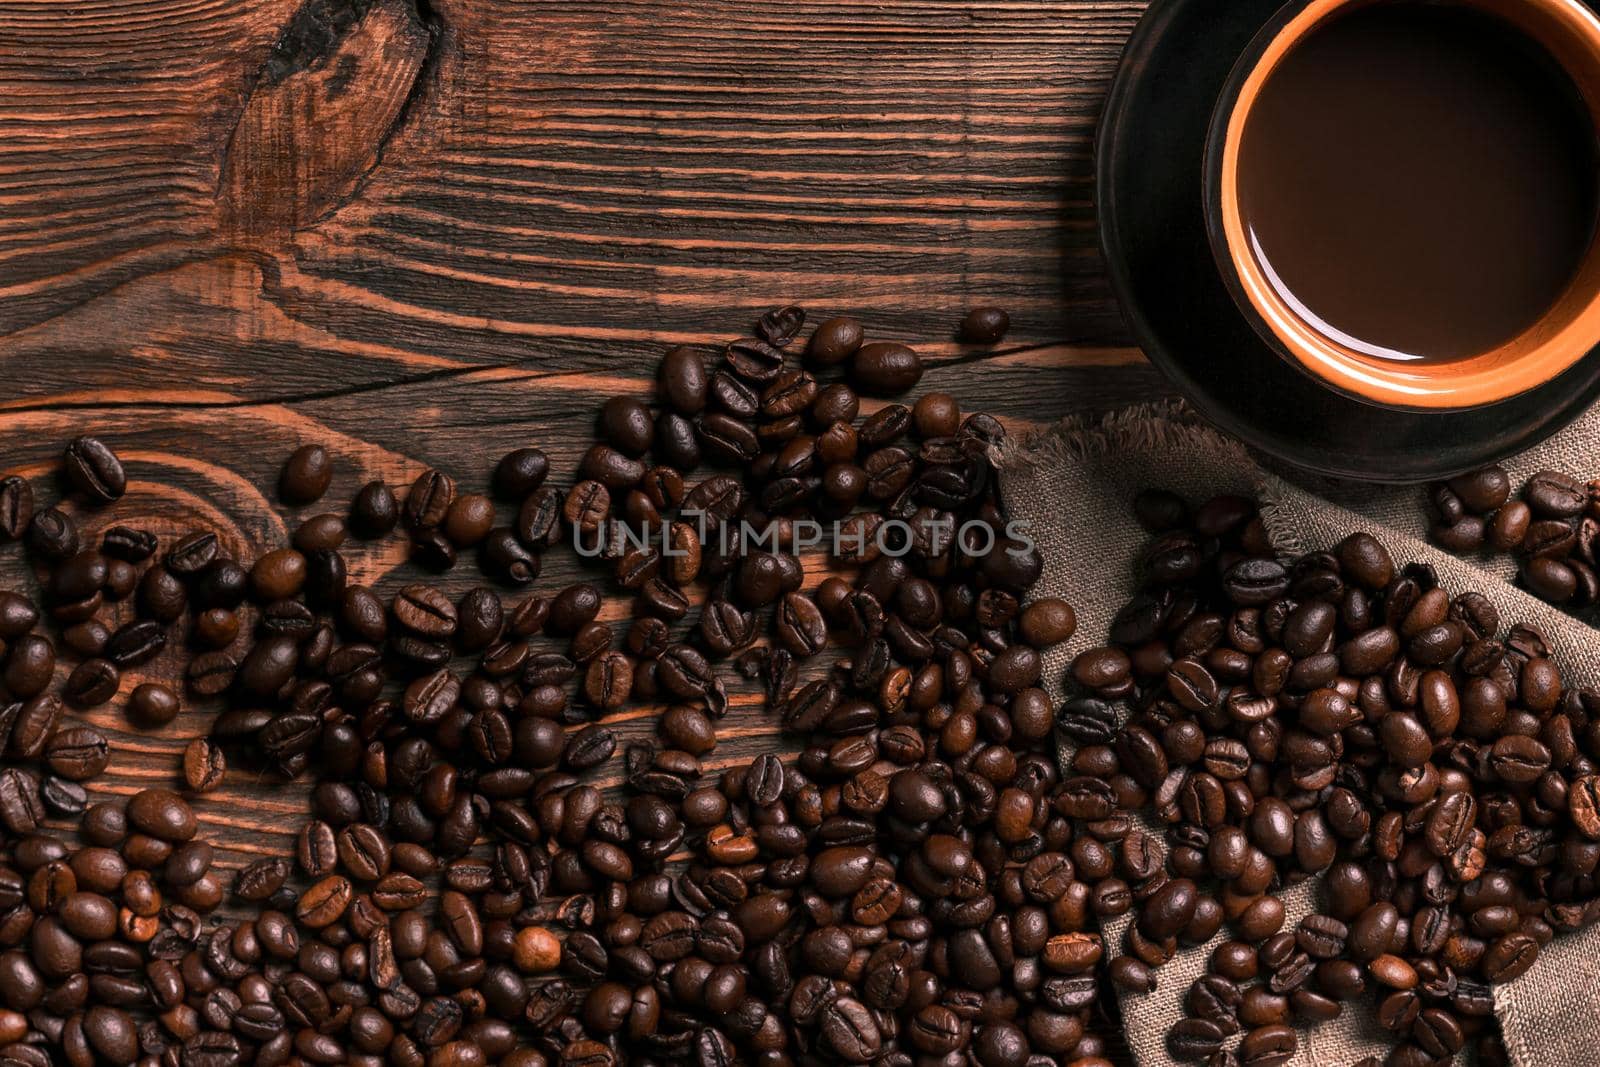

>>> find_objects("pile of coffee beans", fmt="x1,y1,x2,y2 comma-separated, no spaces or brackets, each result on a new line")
0,308,1143,1067
10,308,1590,1067
1070,489,1600,1066
1428,465,1600,607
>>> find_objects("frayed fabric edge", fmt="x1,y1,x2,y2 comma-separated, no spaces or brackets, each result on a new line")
990,399,1245,472
992,399,1321,564
1493,984,1537,1067
994,400,1285,534
1253,470,1315,562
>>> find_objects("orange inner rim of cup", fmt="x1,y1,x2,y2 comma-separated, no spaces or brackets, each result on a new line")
1218,0,1600,409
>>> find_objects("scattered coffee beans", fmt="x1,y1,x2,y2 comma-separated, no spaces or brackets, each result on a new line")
1429,463,1600,608
8,309,1565,1067
0,308,1138,1067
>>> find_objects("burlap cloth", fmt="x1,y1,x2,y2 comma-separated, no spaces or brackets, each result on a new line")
995,400,1600,1067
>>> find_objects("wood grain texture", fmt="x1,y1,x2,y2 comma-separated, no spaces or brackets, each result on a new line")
0,0,1170,880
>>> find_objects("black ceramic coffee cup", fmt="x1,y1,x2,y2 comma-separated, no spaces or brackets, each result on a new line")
1203,0,1600,410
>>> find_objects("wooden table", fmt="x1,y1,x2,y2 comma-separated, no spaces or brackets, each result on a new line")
0,0,1167,876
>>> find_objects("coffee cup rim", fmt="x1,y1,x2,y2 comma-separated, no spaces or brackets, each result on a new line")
1203,0,1600,411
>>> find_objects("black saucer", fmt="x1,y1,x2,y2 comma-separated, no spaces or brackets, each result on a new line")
1096,0,1600,483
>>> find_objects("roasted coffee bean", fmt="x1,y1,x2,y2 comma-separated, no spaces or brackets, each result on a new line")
1524,557,1579,602
852,342,924,396
1487,500,1532,550
105,619,165,667
192,556,247,609
658,346,710,414
297,875,354,928
820,996,882,1061
350,480,399,538
481,527,540,584
1296,915,1348,959
762,369,818,420
1222,556,1290,604
279,444,334,504
1482,933,1539,982
698,414,760,465
1239,1024,1297,1067
163,530,218,577
293,512,348,552
775,593,827,656
443,493,497,547
654,412,702,470
1445,467,1511,513
404,469,456,532
44,727,110,781
1424,791,1475,856
412,525,458,570
1168,1018,1226,1061
182,739,226,793
63,436,126,504
27,507,79,561
1525,469,1586,518
235,857,290,902
1139,878,1199,941
758,304,807,346
1489,735,1552,783
561,725,617,773
336,824,392,883
137,565,186,622
583,653,633,711
1571,775,1600,839
50,548,108,604
1440,515,1484,550
0,592,38,639
402,668,460,724
725,337,786,382
595,397,654,458
62,661,121,717
0,767,44,834
37,779,85,820
395,584,458,639
3,634,54,700
59,617,109,658
564,480,610,534
801,315,864,367
8,693,61,758
1019,597,1076,647
127,683,180,727
959,307,1011,344
0,475,33,542
514,486,565,550
127,789,196,842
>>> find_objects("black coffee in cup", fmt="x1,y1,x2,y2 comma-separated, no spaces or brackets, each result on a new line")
1236,2,1599,364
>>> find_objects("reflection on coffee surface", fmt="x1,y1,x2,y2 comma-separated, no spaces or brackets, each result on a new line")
1238,2,1599,363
